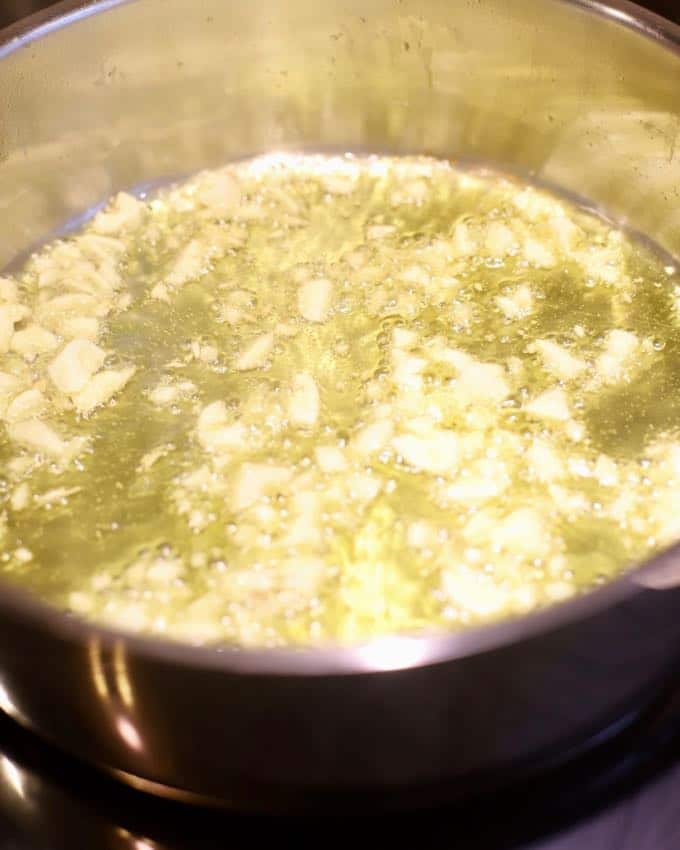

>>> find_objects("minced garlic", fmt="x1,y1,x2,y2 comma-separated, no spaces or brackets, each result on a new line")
0,153,678,647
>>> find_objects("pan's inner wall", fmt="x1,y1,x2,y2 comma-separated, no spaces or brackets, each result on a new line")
0,0,679,271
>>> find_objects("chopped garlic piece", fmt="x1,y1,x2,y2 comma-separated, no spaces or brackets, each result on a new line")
595,329,639,383
73,366,135,414
48,339,106,395
197,344,218,364
275,322,298,338
137,443,174,472
485,222,516,255
444,569,507,616
394,429,459,475
314,445,348,473
393,327,419,349
5,389,47,423
10,324,58,358
33,486,81,506
577,244,624,285
452,221,477,255
0,277,19,303
0,372,22,397
195,169,242,216
197,401,247,452
548,485,589,515
353,420,394,455
407,520,438,549
449,353,510,404
298,278,333,322
366,224,396,240
527,438,566,482
547,582,574,601
7,419,80,461
495,508,551,556
150,283,170,302
525,387,571,422
566,420,585,442
37,292,108,320
0,304,30,352
322,171,358,196
496,284,534,320
283,498,323,546
594,454,619,487
513,187,565,220
524,238,556,268
232,463,293,511
347,472,382,502
146,556,184,583
148,379,195,406
400,265,431,286
392,350,426,390
534,339,587,380
234,332,274,371
167,240,207,286
150,384,179,405
391,179,429,206
444,470,506,503
550,215,580,251
10,482,30,512
288,372,320,428
92,192,144,234
60,317,99,340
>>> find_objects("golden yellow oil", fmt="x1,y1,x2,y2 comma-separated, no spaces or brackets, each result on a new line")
0,154,678,646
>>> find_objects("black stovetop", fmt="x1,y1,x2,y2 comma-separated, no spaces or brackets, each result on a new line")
1,682,680,849
1,1,680,848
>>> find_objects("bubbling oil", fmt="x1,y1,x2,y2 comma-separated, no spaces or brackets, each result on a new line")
0,153,679,647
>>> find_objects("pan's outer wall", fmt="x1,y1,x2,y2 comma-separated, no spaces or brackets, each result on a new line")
2,580,680,808
0,0,680,807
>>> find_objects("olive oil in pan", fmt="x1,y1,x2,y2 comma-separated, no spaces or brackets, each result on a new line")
0,153,678,647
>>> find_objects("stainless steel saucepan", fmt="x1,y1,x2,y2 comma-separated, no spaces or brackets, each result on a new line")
0,0,679,812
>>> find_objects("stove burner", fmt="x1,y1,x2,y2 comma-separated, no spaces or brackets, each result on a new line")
0,682,679,849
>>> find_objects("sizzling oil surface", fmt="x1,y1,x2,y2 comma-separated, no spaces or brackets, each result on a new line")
0,154,679,646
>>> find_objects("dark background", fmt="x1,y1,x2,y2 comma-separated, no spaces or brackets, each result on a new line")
0,0,679,29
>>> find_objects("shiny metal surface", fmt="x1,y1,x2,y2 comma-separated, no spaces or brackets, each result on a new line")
2,687,680,849
0,0,679,810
